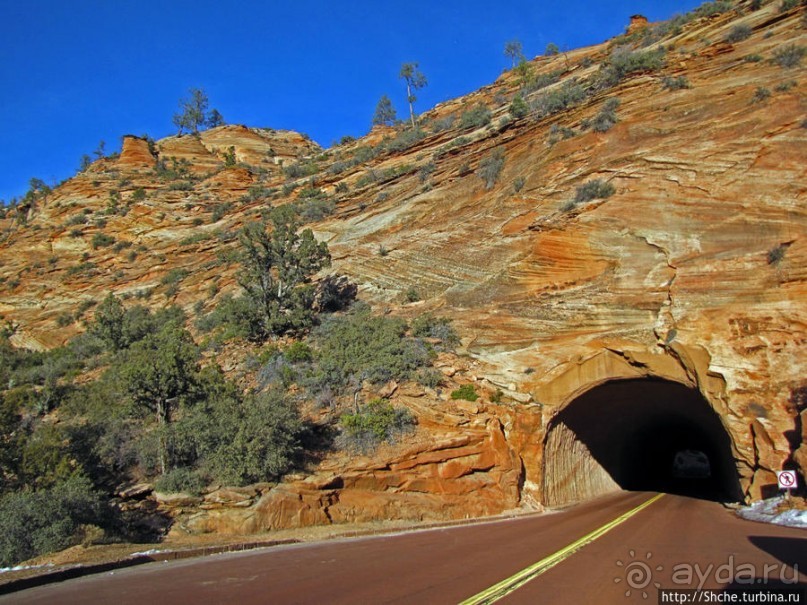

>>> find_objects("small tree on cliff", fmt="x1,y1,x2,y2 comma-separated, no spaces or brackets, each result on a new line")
372,95,398,127
235,206,331,340
206,109,225,128
504,39,525,68
399,63,427,128
173,88,224,135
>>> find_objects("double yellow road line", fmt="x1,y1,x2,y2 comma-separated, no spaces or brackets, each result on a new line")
460,493,665,605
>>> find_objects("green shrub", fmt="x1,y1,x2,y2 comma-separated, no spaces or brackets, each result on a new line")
379,128,426,153
284,161,319,180
692,0,734,18
522,70,563,94
767,244,787,264
779,0,799,11
295,198,335,222
154,467,206,495
599,47,666,88
459,104,492,129
339,398,416,453
744,53,763,63
725,24,752,43
574,179,615,204
65,213,88,226
410,314,460,350
772,44,806,68
776,80,798,92
353,146,377,163
509,94,529,119
211,202,233,223
513,176,526,193
549,124,576,141
753,86,771,103
590,98,621,133
563,179,616,211
431,115,456,132
0,476,103,566
451,384,479,402
661,76,691,90
175,387,303,485
167,181,193,191
66,262,97,277
91,232,115,249
478,148,506,190
403,286,420,302
531,80,586,117
310,306,431,390
416,367,444,388
160,268,190,287
284,341,313,363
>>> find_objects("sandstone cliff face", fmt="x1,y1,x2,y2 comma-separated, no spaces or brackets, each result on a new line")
1,3,806,530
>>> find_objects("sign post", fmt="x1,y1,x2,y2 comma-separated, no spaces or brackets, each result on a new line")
776,470,798,502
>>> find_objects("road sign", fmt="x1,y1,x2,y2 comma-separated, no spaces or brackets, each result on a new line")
776,470,798,490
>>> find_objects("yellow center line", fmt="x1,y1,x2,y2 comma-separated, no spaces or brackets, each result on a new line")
459,493,665,605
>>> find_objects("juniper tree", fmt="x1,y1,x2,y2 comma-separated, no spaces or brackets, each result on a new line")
236,206,331,339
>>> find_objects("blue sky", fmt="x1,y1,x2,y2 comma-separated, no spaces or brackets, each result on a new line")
0,1,706,203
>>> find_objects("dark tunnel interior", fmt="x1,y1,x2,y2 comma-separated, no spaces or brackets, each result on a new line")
544,378,742,504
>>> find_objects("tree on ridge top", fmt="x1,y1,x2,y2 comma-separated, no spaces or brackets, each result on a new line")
372,94,398,127
173,87,225,135
399,63,427,129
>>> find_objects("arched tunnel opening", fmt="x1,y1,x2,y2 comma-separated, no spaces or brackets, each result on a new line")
543,378,742,507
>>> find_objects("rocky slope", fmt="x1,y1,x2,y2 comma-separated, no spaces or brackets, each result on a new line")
1,1,805,532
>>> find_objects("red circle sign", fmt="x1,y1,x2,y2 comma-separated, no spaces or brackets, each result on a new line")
777,471,796,488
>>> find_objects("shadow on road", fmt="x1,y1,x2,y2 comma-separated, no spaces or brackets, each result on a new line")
748,535,806,571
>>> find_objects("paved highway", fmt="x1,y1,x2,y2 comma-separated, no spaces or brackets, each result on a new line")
3,492,805,604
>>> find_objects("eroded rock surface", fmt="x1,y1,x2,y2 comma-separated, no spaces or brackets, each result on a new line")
1,5,806,531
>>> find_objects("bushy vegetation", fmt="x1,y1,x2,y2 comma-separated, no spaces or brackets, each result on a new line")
308,305,432,391
767,244,788,265
772,44,806,68
450,384,478,402
661,76,691,91
725,24,752,43
753,86,771,103
509,94,529,119
410,314,460,350
522,70,563,95
459,104,492,129
477,148,506,190
588,98,621,133
338,398,415,453
0,475,103,566
531,80,586,117
91,232,116,250
563,179,616,211
597,47,666,89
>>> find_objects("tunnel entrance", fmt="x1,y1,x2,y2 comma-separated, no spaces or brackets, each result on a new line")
543,378,742,506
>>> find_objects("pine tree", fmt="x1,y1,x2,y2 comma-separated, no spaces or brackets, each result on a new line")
371,95,398,126
399,63,427,128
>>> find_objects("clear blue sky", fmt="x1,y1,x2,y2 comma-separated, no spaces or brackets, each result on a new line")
0,0,705,203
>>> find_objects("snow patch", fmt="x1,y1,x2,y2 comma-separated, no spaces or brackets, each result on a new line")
737,496,807,529
0,563,54,574
130,549,161,557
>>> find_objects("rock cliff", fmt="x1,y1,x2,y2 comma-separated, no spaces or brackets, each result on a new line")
1,2,805,531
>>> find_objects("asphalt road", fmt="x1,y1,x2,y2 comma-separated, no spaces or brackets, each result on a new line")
4,491,805,604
